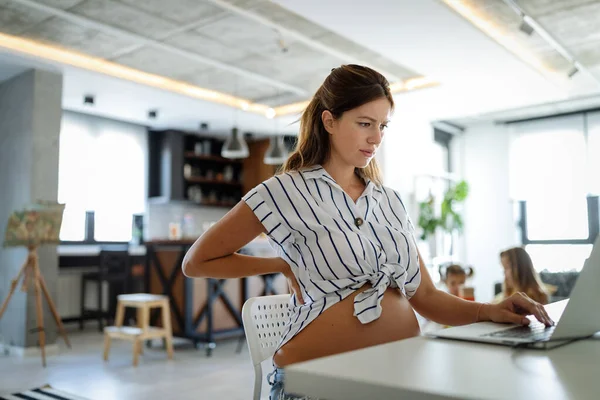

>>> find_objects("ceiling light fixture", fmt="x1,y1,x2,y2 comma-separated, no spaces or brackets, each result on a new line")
264,136,289,165
568,66,579,79
275,29,289,53
221,127,249,159
443,1,599,88
518,19,534,36
148,109,158,119
441,1,551,75
272,100,310,117
83,94,94,105
394,76,439,91
501,0,597,84
265,108,276,119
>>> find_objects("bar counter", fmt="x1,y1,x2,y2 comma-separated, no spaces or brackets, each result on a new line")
144,236,287,355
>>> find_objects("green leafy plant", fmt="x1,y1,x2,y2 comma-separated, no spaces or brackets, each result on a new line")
417,180,469,241
418,195,438,241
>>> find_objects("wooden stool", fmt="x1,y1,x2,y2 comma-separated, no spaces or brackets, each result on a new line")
103,294,174,366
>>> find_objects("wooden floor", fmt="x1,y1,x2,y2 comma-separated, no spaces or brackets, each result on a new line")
0,327,273,399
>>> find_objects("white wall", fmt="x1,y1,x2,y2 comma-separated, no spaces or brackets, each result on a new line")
453,121,520,301
382,88,520,301
382,90,450,218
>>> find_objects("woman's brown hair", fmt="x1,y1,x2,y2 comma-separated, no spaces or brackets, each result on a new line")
281,64,393,186
500,247,549,304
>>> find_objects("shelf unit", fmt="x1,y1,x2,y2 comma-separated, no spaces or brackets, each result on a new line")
148,130,250,207
148,129,285,208
184,177,243,186
183,152,243,164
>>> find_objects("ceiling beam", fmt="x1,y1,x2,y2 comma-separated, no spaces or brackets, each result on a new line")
203,0,408,82
11,0,308,96
107,9,230,60
501,0,600,88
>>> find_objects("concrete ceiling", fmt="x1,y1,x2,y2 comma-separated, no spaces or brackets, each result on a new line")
273,0,600,122
461,0,600,89
0,0,421,106
1,0,600,131
59,64,302,136
0,50,301,136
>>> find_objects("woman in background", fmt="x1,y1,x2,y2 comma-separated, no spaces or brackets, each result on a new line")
496,247,549,305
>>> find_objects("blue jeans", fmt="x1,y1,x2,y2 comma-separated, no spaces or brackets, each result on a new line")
267,368,320,400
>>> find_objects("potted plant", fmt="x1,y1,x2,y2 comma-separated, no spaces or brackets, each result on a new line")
417,180,469,257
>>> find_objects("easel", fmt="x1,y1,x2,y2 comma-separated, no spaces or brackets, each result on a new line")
0,245,71,367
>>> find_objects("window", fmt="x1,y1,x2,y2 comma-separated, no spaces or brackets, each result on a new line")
58,111,147,243
524,244,593,273
588,111,600,196
433,127,453,174
524,197,589,241
509,112,599,272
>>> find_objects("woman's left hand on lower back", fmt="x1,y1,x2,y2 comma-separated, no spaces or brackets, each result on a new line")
488,292,554,326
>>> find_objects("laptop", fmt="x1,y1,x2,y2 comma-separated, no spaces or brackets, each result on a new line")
429,236,600,349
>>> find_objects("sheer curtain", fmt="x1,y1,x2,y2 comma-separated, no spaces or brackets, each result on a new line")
508,113,597,272
587,111,600,196
58,111,147,242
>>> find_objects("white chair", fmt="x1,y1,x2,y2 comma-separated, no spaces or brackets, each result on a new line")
242,294,292,400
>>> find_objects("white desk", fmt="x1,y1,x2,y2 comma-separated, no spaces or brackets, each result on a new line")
286,313,600,399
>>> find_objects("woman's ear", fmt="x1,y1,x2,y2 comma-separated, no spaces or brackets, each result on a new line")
321,110,335,134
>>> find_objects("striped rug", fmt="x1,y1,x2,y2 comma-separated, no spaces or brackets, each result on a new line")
0,385,89,400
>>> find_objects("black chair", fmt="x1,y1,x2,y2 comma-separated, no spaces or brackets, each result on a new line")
80,249,131,331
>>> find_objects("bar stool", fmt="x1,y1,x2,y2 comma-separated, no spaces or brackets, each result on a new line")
103,293,174,367
80,249,130,331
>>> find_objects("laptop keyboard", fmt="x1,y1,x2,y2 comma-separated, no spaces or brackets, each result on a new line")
484,323,555,341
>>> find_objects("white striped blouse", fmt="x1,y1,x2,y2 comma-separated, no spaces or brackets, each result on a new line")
242,165,421,351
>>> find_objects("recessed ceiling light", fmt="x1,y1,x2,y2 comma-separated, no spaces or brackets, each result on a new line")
83,94,94,105
148,109,158,119
518,19,534,36
568,66,579,79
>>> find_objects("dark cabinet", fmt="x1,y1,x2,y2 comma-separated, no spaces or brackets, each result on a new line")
148,130,186,201
148,130,248,207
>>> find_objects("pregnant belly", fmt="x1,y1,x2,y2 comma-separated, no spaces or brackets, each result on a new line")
273,284,421,367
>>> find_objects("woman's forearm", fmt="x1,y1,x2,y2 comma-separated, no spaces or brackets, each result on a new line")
419,289,491,326
182,252,288,279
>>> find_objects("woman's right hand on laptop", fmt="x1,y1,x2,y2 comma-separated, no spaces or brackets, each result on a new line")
488,292,554,326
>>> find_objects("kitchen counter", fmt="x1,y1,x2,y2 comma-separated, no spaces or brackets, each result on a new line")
58,234,274,257
144,234,284,354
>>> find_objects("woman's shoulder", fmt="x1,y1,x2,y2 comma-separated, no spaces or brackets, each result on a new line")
249,170,310,198
379,184,397,195
260,170,302,186
379,185,407,207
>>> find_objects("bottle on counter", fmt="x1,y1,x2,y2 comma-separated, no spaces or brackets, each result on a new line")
169,213,182,240
182,213,196,239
